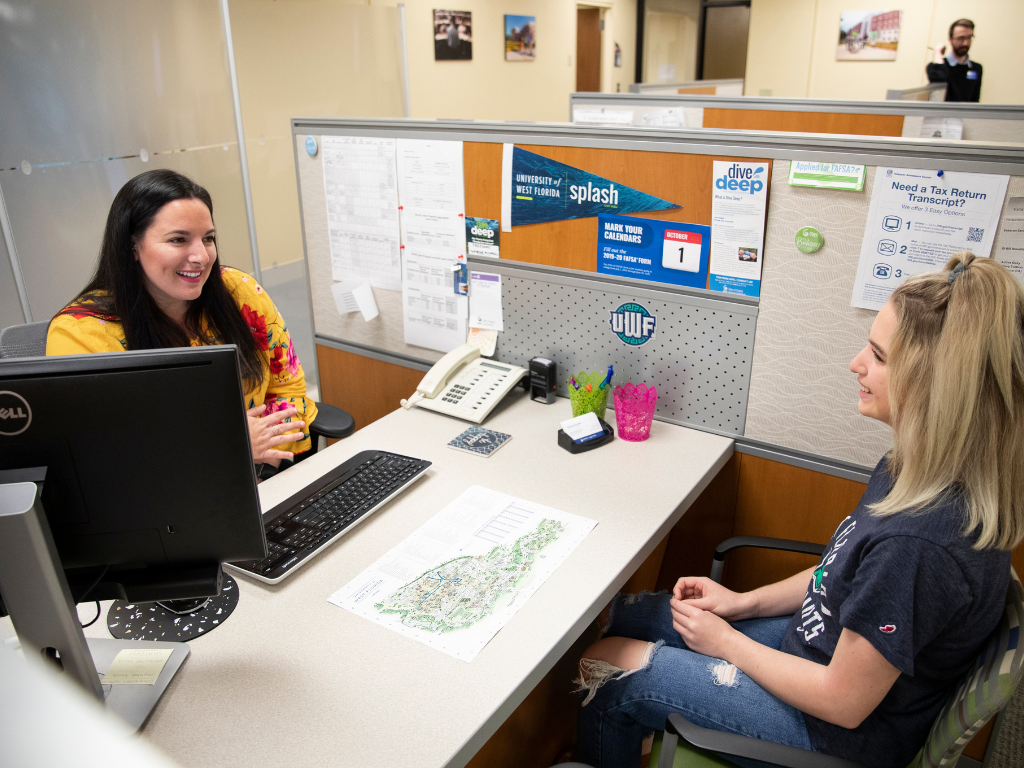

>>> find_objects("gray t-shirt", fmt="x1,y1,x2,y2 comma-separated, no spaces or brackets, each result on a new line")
781,457,1011,767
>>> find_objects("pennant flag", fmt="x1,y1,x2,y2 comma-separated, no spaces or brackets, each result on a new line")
506,147,680,227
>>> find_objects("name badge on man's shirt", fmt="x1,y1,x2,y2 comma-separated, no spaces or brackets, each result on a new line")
967,70,979,80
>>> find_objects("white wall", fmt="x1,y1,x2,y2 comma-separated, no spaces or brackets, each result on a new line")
745,0,1024,103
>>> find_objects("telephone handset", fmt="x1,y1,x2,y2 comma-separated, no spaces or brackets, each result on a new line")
400,344,527,424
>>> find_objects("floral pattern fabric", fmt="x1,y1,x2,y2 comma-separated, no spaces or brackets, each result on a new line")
47,267,317,456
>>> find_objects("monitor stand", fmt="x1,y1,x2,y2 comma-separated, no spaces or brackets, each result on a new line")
0,480,189,731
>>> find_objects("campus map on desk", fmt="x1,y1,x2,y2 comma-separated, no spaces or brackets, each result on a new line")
328,486,596,662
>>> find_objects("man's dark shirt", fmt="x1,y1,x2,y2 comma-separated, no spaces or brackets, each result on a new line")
926,55,982,102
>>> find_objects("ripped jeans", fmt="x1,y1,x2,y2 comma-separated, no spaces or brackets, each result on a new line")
576,591,813,768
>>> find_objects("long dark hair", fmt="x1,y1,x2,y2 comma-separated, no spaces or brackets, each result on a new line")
70,169,264,390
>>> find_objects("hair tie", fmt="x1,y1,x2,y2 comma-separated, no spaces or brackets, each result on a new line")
948,262,966,284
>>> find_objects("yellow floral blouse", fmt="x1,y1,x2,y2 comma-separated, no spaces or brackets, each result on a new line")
46,266,317,456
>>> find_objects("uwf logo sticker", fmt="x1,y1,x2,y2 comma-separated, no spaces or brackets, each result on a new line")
0,391,32,436
610,303,656,346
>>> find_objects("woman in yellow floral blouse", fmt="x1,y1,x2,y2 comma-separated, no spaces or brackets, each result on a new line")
47,169,317,473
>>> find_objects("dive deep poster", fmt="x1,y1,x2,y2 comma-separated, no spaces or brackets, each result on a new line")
500,145,680,230
597,214,710,289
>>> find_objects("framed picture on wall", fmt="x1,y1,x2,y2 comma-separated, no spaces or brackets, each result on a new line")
504,15,535,61
837,10,902,61
434,9,472,60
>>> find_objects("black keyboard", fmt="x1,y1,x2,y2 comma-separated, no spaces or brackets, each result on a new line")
227,450,431,584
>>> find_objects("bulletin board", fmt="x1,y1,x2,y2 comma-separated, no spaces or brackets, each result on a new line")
746,163,1024,468
294,119,1024,470
294,130,769,366
461,142,771,273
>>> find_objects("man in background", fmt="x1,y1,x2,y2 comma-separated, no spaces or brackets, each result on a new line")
926,19,982,102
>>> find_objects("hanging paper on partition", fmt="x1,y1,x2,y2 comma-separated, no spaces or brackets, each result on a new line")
596,214,710,289
709,161,769,297
500,145,680,231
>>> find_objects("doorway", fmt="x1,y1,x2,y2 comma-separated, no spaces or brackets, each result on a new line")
697,0,750,80
576,7,601,92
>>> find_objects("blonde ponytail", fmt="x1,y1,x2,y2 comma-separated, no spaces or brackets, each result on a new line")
873,252,1024,550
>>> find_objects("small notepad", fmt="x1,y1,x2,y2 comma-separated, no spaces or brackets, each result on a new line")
448,426,512,458
103,647,174,685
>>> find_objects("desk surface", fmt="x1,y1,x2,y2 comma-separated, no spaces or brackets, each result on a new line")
3,393,733,768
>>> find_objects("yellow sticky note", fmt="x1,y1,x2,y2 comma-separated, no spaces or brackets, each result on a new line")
103,648,174,685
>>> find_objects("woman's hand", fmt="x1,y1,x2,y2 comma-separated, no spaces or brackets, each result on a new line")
673,576,759,621
247,404,306,464
670,599,737,658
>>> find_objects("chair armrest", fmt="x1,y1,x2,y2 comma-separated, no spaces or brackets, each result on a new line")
710,536,825,584
308,402,355,440
665,713,867,768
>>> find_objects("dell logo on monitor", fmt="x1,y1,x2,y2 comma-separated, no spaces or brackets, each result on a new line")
0,391,32,436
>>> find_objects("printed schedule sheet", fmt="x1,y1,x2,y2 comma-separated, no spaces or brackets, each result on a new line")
322,135,402,291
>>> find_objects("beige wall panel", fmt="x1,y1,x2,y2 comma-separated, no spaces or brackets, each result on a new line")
746,0,1024,104
744,0,816,97
807,0,935,101
371,0,578,122
295,135,445,364
745,162,892,467
927,0,1024,106
643,4,699,84
230,1,406,272
603,0,638,95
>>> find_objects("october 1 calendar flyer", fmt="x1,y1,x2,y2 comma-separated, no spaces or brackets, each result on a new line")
851,167,1008,311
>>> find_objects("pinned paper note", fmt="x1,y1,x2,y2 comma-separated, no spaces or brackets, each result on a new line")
468,272,503,332
331,279,379,322
467,327,497,357
351,282,379,321
103,647,173,685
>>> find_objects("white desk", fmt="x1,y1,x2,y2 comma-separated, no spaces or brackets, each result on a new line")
3,392,732,768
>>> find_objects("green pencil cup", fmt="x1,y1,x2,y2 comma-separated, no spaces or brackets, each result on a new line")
568,371,610,420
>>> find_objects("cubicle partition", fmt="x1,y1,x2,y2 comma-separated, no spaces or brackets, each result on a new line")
293,118,1024,474
628,77,744,96
570,92,1024,143
292,119,1024,764
886,82,947,101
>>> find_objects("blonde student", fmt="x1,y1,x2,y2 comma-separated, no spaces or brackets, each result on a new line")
576,252,1024,768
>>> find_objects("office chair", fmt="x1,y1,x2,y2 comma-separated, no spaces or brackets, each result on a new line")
0,322,354,449
646,537,1024,768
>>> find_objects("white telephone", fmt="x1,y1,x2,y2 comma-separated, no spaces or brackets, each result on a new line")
400,344,528,424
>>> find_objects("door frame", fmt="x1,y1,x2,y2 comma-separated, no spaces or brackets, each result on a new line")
695,0,751,80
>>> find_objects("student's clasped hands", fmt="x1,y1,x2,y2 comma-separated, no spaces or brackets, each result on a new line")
670,577,755,657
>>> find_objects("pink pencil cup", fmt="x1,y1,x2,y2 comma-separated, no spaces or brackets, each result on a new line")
613,383,658,442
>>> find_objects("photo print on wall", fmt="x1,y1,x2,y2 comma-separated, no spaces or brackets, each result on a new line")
505,15,535,61
434,9,472,60
836,10,902,61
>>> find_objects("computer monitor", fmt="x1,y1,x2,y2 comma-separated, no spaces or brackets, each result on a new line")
0,346,266,728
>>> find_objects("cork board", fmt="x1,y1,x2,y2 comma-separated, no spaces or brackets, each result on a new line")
463,142,771,273
298,134,769,362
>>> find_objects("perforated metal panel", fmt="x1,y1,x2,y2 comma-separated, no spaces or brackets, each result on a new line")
488,264,758,436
